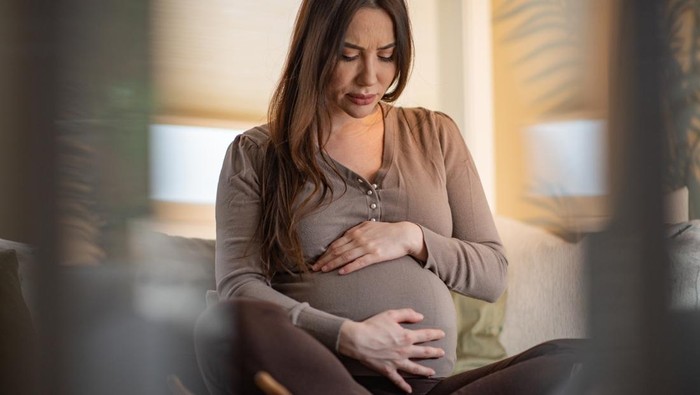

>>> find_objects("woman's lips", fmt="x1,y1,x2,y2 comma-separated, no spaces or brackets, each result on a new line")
347,94,376,106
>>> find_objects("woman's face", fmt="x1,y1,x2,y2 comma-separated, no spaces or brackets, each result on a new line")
326,7,397,124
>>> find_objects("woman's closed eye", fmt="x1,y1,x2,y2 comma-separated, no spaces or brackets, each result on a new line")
378,53,395,62
341,54,360,61
340,53,395,62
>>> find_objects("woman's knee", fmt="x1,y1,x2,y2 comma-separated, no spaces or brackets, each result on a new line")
194,298,287,347
524,338,585,351
194,299,292,394
536,338,587,357
511,338,587,369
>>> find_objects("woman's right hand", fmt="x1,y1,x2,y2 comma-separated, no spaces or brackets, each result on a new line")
337,309,446,393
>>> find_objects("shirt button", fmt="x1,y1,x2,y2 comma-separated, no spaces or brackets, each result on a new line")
370,218,377,222
370,203,377,209
372,184,378,189
358,178,364,183
367,190,373,196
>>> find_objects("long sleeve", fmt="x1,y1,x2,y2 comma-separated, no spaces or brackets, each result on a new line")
215,130,348,349
416,113,508,302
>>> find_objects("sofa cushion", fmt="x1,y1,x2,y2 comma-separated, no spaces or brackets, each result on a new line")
0,247,37,393
668,220,700,310
0,238,36,315
496,217,587,356
0,248,34,333
129,230,216,326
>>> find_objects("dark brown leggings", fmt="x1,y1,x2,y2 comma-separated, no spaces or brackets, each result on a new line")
194,299,584,395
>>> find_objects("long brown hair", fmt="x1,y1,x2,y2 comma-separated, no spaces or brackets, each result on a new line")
259,0,414,277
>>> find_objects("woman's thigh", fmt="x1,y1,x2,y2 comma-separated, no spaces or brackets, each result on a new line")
194,298,370,395
427,339,586,395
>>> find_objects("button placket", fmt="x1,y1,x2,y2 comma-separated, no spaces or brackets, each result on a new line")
366,182,380,222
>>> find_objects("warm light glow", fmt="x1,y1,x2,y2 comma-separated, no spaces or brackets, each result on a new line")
524,119,608,197
150,124,244,204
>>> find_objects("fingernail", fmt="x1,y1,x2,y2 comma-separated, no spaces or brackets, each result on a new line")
321,266,329,272
338,269,345,275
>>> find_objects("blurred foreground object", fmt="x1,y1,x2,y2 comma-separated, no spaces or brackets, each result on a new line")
577,0,700,394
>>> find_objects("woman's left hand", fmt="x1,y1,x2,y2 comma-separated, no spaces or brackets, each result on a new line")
312,221,427,274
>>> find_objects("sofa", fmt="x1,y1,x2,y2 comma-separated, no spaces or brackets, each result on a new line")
451,216,589,372
2,216,698,394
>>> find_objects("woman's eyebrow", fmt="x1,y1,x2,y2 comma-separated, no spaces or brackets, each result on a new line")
343,42,397,50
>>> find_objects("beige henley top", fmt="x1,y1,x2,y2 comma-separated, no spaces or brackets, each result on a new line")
215,103,508,377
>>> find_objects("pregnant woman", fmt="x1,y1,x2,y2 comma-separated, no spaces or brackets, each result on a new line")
195,1,582,394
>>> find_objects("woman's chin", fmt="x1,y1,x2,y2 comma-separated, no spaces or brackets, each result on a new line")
343,103,380,119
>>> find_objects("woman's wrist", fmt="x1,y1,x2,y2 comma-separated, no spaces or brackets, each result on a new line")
402,222,428,262
338,320,360,357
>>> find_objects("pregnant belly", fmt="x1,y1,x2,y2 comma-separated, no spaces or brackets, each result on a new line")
272,256,457,377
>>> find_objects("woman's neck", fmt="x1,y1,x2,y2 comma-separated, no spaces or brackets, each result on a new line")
322,104,385,182
327,105,383,139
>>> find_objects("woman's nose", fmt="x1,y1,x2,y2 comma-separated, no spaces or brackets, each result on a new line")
356,57,378,86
